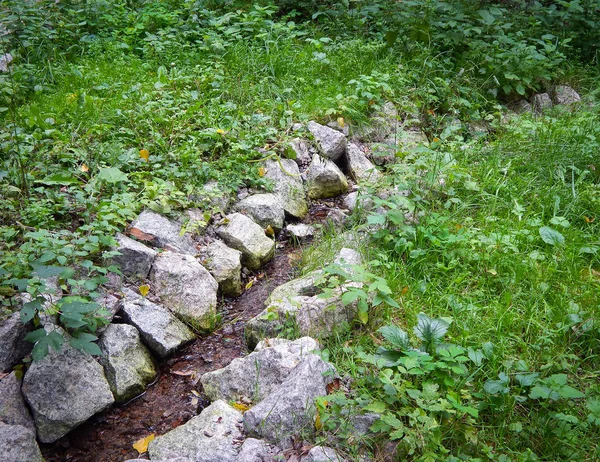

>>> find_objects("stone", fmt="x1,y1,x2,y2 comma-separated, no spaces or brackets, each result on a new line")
184,208,209,236
308,121,347,162
532,93,553,114
148,400,243,462
0,372,35,433
120,296,195,358
244,354,336,445
263,158,308,218
326,208,349,228
193,181,233,213
513,99,532,114
235,193,285,233
236,438,278,462
112,233,157,280
201,240,243,297
290,138,313,167
342,191,358,212
125,459,188,462
129,209,196,254
98,324,157,402
302,446,346,462
346,143,381,184
356,102,399,142
307,155,348,199
0,312,32,372
0,53,13,73
150,252,218,330
286,223,316,240
327,120,350,136
552,85,581,106
201,337,320,402
0,423,44,462
21,338,114,443
216,213,275,271
96,291,121,332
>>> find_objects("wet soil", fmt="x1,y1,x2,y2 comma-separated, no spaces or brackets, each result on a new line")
40,246,299,462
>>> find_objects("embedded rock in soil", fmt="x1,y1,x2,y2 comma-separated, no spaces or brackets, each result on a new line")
532,93,553,114
0,311,32,372
200,337,320,403
358,101,399,142
346,143,381,184
307,154,349,199
326,207,349,228
552,85,581,106
129,209,196,255
150,252,218,330
120,295,195,358
185,208,209,236
0,372,35,433
0,423,44,462
244,354,336,446
301,446,346,462
287,223,316,240
342,191,358,212
21,336,114,443
216,213,276,271
263,158,308,219
200,240,243,297
0,53,14,73
289,138,313,167
308,121,347,162
126,459,189,462
237,438,279,462
193,180,233,213
112,233,157,280
148,399,243,462
235,193,285,233
98,323,157,402
513,99,533,114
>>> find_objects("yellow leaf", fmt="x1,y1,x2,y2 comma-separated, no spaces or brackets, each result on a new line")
216,129,226,135
584,216,595,223
265,225,275,238
132,433,155,454
258,167,266,177
315,412,322,431
245,279,255,290
337,117,345,128
139,285,150,297
139,149,149,161
80,163,89,173
231,402,251,412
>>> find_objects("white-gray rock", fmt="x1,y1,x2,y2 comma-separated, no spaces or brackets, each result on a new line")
112,233,157,280
216,213,275,271
201,240,243,297
307,155,348,199
342,191,358,212
302,446,346,462
237,438,278,462
0,312,32,372
194,181,233,213
287,223,316,240
98,324,157,402
129,209,196,254
552,85,581,106
0,372,35,433
346,143,381,184
0,53,13,73
533,93,553,114
148,400,243,462
201,337,320,403
21,340,114,443
235,193,285,233
0,423,44,462
150,252,218,330
513,99,532,114
120,296,195,358
263,158,308,219
290,138,313,167
184,208,209,236
243,354,336,445
308,121,347,162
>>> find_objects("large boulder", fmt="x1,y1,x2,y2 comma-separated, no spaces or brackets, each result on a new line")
150,252,218,330
0,311,32,372
235,193,285,233
307,155,349,200
200,337,320,403
111,233,157,280
243,354,336,445
148,400,243,462
346,143,381,184
551,85,581,106
308,121,347,162
532,93,553,114
0,372,35,433
129,209,196,255
0,423,44,462
263,158,308,219
216,213,275,271
200,240,243,297
120,296,195,358
98,323,157,402
21,338,115,443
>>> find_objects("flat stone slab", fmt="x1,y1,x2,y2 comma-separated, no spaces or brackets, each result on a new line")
112,233,157,280
235,193,285,233
129,209,196,254
201,240,243,297
307,154,348,199
0,423,44,462
121,296,195,358
0,372,35,433
308,121,347,162
150,252,218,330
263,158,308,219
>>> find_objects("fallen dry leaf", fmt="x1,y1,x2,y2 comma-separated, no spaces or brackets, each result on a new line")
231,402,251,412
132,433,155,454
80,163,89,173
139,285,150,297
129,227,155,242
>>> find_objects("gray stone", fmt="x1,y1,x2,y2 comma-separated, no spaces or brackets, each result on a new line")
263,158,308,219
201,337,320,403
532,93,553,114
348,412,380,437
552,85,581,106
308,121,347,162
0,423,44,462
326,208,349,228
346,143,381,184
194,181,233,213
290,138,313,167
0,312,32,372
216,213,275,271
201,240,243,297
149,400,243,462
243,354,336,445
125,459,188,462
121,296,195,358
22,339,114,443
150,252,218,330
287,223,316,240
236,438,278,462
513,99,532,114
327,120,350,136
98,324,157,402
342,191,358,212
357,102,398,142
235,193,285,233
0,53,13,73
129,209,196,254
112,233,157,280
184,208,209,236
302,446,346,462
307,155,348,199
0,372,35,433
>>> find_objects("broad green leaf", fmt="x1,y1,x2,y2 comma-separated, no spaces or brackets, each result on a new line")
26,329,64,361
515,372,539,387
69,333,102,356
558,385,585,399
364,401,387,413
378,325,410,351
97,167,128,183
37,172,80,186
414,313,450,343
539,226,565,246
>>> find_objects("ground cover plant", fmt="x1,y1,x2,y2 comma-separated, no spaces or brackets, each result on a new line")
1,0,599,460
